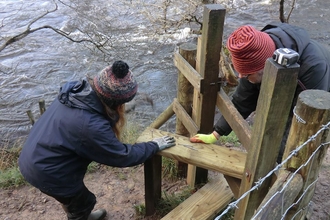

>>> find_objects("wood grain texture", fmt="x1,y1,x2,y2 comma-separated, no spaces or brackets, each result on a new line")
137,127,246,179
161,175,234,220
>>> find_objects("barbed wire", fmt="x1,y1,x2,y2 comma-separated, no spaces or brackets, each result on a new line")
214,120,330,220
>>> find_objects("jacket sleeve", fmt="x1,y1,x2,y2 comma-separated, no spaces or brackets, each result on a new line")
214,78,260,136
77,113,159,167
298,41,330,92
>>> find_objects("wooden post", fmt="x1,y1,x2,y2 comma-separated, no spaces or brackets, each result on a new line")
188,4,226,187
149,103,175,129
281,90,330,219
234,59,299,220
26,110,35,125
176,43,196,135
144,155,162,216
144,103,175,216
39,99,46,115
253,170,303,219
175,43,197,177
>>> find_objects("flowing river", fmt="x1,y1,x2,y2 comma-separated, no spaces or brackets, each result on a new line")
1,0,329,143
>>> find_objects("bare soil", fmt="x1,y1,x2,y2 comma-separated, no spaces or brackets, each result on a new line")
0,149,329,220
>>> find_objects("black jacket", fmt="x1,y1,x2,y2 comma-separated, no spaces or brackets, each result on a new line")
19,79,159,197
214,22,330,135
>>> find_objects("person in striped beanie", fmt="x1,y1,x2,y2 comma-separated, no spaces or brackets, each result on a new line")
190,23,330,164
226,25,275,82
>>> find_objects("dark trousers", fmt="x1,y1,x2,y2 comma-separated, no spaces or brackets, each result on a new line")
42,185,96,220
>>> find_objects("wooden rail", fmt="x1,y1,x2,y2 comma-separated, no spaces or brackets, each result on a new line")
138,127,246,178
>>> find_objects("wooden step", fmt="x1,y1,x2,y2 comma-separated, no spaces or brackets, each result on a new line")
161,174,234,220
137,127,246,179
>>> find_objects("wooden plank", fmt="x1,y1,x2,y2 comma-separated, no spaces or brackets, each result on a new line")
173,98,199,135
234,59,299,220
217,88,251,150
161,174,234,220
174,52,203,93
137,127,246,179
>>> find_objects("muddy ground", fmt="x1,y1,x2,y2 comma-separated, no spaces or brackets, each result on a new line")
0,147,329,220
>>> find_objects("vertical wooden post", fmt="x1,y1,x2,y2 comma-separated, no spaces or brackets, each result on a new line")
175,43,197,177
282,90,330,219
234,59,299,220
144,155,162,216
39,99,46,115
26,110,35,125
188,4,226,187
144,104,176,216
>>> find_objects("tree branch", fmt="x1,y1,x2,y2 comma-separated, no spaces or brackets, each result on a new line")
279,0,296,23
0,0,107,53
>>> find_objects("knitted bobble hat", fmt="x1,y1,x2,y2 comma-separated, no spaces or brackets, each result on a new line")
92,61,138,106
227,25,276,75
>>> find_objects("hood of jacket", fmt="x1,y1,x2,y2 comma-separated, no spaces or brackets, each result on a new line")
58,78,104,115
261,22,310,55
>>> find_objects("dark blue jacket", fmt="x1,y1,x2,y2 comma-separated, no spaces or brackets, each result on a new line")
19,78,159,197
214,22,330,135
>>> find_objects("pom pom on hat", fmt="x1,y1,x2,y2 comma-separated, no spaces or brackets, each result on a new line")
92,61,138,106
227,25,276,75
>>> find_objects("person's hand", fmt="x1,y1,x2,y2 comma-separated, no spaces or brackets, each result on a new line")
152,136,176,151
190,132,218,144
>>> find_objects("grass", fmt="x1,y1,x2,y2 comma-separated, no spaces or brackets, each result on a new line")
134,185,194,219
0,167,26,189
219,131,241,147
162,157,178,180
0,138,26,189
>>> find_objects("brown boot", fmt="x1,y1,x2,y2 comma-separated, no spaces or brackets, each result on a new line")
87,209,107,220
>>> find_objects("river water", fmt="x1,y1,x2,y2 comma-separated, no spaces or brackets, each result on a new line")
1,0,329,143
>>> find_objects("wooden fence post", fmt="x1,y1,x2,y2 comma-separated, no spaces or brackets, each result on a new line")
26,110,35,125
253,170,303,219
234,59,299,220
39,99,46,115
175,43,197,177
282,90,330,219
188,4,225,187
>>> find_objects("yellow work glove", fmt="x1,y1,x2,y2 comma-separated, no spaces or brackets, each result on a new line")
189,132,218,144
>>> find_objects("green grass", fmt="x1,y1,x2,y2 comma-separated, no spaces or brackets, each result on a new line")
0,139,25,189
0,167,26,189
219,131,241,147
162,157,178,180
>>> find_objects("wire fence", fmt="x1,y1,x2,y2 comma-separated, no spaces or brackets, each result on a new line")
214,120,330,220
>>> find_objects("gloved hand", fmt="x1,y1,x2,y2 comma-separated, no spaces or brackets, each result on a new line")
189,132,218,144
152,136,176,151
